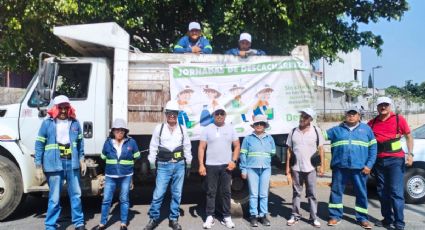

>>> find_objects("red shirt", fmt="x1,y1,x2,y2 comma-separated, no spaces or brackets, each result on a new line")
367,112,410,158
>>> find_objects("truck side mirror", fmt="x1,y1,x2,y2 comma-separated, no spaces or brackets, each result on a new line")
42,62,59,87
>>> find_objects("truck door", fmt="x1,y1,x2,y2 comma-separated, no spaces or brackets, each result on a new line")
20,62,97,155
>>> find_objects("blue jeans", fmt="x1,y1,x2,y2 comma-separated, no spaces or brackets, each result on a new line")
100,175,132,225
328,168,369,222
247,168,271,217
45,160,84,230
148,160,185,221
375,157,405,229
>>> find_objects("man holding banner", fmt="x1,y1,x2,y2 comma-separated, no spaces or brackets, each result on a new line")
198,106,241,229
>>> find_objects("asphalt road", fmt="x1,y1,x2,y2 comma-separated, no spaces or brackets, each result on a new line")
1,182,425,230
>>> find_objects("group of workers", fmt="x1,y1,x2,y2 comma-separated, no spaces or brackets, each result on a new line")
33,21,413,230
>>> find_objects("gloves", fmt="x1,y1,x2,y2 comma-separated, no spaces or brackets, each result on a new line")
35,167,45,183
80,159,87,176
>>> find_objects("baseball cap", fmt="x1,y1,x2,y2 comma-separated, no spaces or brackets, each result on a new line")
376,96,393,106
188,22,201,31
299,108,316,119
345,107,360,114
213,105,226,114
239,32,252,43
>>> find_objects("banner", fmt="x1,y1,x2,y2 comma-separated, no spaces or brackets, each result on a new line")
169,57,315,140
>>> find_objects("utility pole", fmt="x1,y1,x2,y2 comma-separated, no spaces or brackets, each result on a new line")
372,65,382,113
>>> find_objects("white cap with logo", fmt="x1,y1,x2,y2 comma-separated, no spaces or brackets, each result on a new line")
188,22,201,31
239,32,252,43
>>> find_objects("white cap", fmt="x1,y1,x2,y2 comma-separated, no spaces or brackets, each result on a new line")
213,105,226,114
188,22,201,31
53,95,70,105
112,118,128,131
164,100,180,112
251,115,269,128
299,108,316,119
376,96,393,106
239,32,252,43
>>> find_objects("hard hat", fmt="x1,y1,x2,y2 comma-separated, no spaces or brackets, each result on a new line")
53,95,70,105
251,115,269,128
164,100,180,112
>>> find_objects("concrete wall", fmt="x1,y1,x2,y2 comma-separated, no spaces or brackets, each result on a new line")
0,87,26,105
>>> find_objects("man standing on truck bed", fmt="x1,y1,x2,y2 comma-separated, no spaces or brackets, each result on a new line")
144,100,192,230
225,32,266,57
368,97,414,230
34,95,86,230
325,107,377,229
173,21,212,54
198,106,241,229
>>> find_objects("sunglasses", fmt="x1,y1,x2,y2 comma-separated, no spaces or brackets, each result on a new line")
346,111,358,116
214,111,226,116
378,103,390,107
58,105,70,110
254,122,266,127
165,112,178,117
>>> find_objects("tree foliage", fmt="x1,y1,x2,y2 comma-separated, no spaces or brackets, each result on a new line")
385,81,425,104
328,80,366,104
0,0,409,73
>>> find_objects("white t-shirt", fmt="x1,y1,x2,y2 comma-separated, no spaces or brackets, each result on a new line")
112,139,124,159
56,119,70,144
200,123,238,165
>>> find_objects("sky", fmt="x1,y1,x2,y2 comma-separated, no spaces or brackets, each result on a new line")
360,0,425,89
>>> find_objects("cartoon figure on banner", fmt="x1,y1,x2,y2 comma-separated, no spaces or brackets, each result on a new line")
200,85,222,127
229,84,249,123
252,84,274,121
176,85,194,128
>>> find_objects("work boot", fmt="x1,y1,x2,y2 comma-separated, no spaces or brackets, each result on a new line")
169,220,182,230
327,219,341,226
287,215,299,226
250,216,258,227
259,215,271,226
374,219,391,228
359,221,372,229
143,219,159,230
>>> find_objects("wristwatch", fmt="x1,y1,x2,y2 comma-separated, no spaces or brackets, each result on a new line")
232,159,238,164
408,152,414,157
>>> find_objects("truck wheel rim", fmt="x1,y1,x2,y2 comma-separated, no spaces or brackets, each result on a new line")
0,175,5,200
407,175,425,199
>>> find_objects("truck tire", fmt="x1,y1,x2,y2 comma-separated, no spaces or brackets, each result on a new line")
0,155,25,221
230,172,249,217
404,167,425,204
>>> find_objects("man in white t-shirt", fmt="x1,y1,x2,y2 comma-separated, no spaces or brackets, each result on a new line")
286,108,325,228
198,106,240,229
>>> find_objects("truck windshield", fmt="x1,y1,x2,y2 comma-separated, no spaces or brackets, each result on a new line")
27,63,91,107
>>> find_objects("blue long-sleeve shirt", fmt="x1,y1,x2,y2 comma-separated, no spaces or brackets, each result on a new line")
324,122,377,169
173,36,212,54
239,132,276,175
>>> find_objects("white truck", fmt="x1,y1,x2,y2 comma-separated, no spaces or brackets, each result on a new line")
0,22,314,221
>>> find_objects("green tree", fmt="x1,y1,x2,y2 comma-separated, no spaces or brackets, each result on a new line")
0,0,409,73
328,80,366,105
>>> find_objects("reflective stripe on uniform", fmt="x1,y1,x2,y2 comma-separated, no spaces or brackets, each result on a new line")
351,140,369,147
331,140,371,148
204,45,212,49
45,144,59,150
120,160,134,165
328,203,343,209
391,140,402,150
331,140,349,148
105,159,134,165
78,134,83,139
133,151,140,158
246,152,271,157
240,149,248,154
106,159,118,164
36,136,46,143
323,132,328,140
100,154,107,160
355,206,368,214
174,45,183,49
369,139,377,146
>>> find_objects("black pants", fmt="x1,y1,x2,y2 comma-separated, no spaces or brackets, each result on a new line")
205,164,231,218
